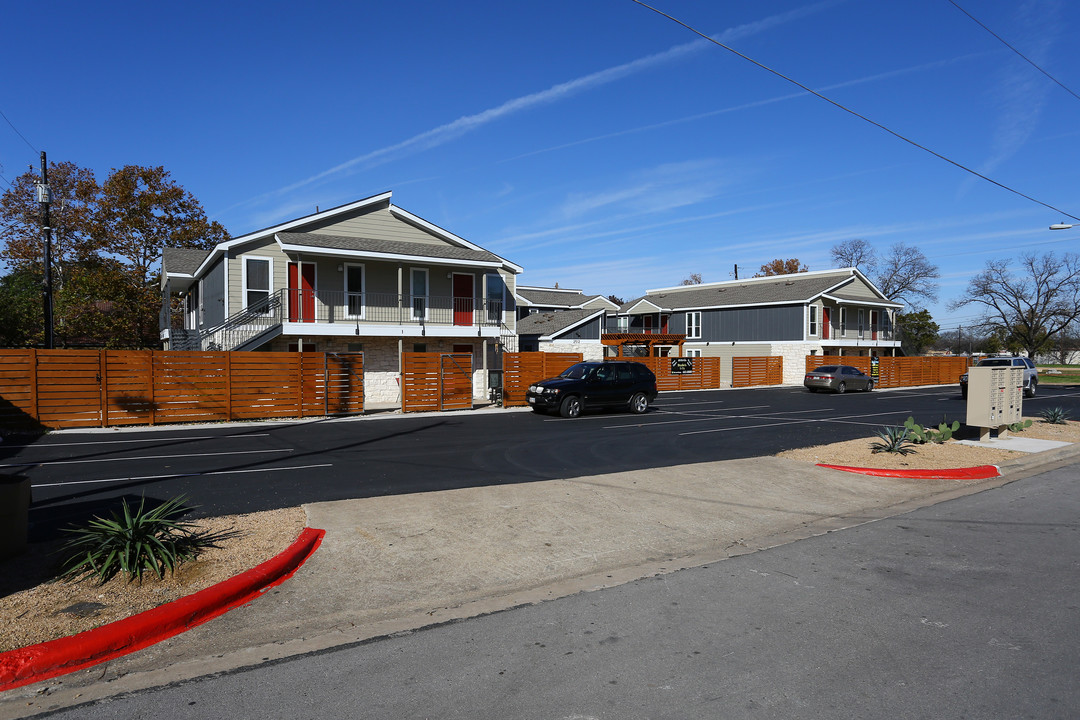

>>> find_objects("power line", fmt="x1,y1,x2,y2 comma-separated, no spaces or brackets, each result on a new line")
0,107,37,154
630,0,1080,223
946,0,1080,104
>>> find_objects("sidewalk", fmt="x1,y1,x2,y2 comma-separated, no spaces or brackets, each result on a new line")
4,444,1079,717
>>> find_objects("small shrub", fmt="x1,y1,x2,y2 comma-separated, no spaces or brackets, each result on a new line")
59,495,239,584
870,426,918,455
1039,407,1071,425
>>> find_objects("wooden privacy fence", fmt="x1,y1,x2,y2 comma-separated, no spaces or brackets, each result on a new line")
502,352,583,407
804,355,975,389
0,349,364,429
622,356,725,392
401,352,473,412
732,357,784,387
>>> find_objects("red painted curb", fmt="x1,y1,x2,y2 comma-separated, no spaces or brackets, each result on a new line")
0,527,325,692
816,464,1000,480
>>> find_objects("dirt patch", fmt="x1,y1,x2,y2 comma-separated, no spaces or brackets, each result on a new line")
0,507,306,653
778,417,1080,470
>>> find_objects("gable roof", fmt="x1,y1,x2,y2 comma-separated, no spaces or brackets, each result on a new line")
276,232,505,267
631,268,900,311
516,308,605,339
515,286,617,310
177,191,522,278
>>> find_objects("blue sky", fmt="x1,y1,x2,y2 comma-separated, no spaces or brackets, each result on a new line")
2,0,1079,335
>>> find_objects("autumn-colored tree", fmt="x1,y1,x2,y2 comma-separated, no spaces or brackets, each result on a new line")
754,259,808,277
0,161,100,289
95,165,229,288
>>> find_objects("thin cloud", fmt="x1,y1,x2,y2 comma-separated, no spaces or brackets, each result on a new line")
221,1,841,223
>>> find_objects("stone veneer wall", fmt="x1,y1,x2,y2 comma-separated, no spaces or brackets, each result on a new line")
542,341,604,362
770,342,823,385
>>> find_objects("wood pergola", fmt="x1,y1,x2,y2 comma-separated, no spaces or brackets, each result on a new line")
601,333,686,357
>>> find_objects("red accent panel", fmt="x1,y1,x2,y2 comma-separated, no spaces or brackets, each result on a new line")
816,464,1000,480
453,274,473,326
0,528,325,691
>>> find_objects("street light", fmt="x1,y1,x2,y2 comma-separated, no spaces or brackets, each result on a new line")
1049,223,1075,230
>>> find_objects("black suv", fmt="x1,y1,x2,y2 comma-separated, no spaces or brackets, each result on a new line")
526,361,658,418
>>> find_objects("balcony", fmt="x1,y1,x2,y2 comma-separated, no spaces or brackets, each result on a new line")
189,288,505,351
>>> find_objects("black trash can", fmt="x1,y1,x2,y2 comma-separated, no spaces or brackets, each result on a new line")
0,474,31,560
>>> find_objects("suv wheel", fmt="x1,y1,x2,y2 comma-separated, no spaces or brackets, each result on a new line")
1025,380,1037,398
560,395,582,418
629,392,649,414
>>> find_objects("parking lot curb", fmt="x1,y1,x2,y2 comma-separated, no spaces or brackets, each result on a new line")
0,527,324,693
816,464,1001,480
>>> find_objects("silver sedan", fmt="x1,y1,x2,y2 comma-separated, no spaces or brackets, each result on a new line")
804,365,874,393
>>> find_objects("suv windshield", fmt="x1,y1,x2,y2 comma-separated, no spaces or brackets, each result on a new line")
978,358,1013,367
560,363,596,380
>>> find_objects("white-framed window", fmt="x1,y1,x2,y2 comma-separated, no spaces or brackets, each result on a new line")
686,348,702,357
839,307,847,336
617,316,629,332
858,309,865,338
344,263,365,319
686,311,702,339
242,256,273,315
809,305,818,336
410,268,428,320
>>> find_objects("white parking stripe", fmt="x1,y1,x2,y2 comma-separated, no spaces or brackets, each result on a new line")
1,448,293,469
0,433,270,449
30,463,333,488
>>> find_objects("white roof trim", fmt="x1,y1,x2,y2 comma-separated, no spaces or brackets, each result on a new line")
517,285,585,293
625,298,664,313
646,267,867,295
389,205,524,274
820,293,903,308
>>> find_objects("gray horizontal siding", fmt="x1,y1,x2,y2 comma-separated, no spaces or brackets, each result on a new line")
556,317,601,340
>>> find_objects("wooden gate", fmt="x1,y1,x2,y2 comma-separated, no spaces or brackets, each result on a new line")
732,356,783,387
325,352,365,415
401,352,473,412
502,352,583,407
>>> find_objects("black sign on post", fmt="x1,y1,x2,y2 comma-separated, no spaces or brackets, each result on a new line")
870,356,880,380
670,357,694,375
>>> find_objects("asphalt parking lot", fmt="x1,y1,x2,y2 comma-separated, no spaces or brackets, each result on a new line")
5,382,1079,538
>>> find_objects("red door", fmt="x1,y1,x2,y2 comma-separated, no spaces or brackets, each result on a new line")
453,273,473,326
643,315,654,333
660,314,669,334
288,262,316,322
822,307,831,340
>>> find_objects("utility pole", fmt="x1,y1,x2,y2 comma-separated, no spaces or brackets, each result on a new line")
733,264,738,280
957,325,961,356
37,151,54,349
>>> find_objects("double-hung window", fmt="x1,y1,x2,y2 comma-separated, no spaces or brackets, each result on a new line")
858,309,865,338
345,264,365,318
809,306,818,336
839,308,848,336
486,273,504,323
243,257,272,314
686,311,702,339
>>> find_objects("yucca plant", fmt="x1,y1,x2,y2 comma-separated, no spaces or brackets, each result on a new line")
1039,406,1071,425
870,426,918,455
59,495,239,584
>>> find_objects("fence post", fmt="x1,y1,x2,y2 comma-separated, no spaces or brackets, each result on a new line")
99,348,109,428
149,351,157,426
296,353,304,417
225,351,233,421
29,349,39,424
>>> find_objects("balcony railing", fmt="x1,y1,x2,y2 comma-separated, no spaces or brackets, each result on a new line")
190,289,504,351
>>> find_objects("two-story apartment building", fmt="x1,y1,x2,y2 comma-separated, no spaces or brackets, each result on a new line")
161,191,521,404
513,285,618,320
611,268,902,384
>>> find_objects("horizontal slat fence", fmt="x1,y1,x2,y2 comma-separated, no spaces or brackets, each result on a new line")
502,352,583,407
805,355,977,389
401,353,473,412
0,349,363,429
621,357,726,392
732,357,784,387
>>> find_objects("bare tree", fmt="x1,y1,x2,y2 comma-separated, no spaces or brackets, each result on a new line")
870,243,939,307
950,252,1080,358
829,238,876,272
681,273,703,285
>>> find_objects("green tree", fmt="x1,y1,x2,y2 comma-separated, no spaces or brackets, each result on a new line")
896,309,939,355
754,259,808,277
0,268,45,347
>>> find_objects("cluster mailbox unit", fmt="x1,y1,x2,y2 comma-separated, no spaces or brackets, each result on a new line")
965,366,1023,441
